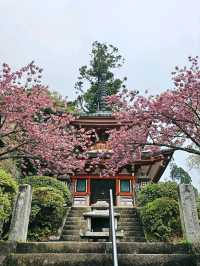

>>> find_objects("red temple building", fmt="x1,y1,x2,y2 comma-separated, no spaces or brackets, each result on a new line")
70,112,173,207
67,77,173,207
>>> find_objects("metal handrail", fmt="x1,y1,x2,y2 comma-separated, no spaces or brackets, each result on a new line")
109,189,118,266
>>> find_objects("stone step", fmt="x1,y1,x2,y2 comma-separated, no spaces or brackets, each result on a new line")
62,229,80,235
64,219,83,224
66,217,84,221
64,222,83,227
114,206,137,211
119,220,141,225
120,218,138,221
119,216,140,220
118,221,141,226
123,231,145,237
66,217,84,220
118,213,138,217
119,227,144,232
62,235,81,241
118,225,144,230
123,229,144,234
63,225,82,230
16,242,191,255
116,208,137,210
6,253,195,266
119,218,140,222
64,221,85,226
123,237,146,242
115,208,137,213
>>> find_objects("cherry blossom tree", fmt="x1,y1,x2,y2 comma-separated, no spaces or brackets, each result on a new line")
107,57,200,173
0,62,89,176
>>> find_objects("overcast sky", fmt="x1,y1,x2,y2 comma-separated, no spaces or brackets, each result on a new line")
1,0,200,187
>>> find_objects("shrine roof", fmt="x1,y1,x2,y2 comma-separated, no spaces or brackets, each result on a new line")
73,111,119,128
134,149,174,182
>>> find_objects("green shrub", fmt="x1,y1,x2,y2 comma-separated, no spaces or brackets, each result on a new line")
23,176,71,240
0,189,11,223
28,186,65,241
0,168,18,199
137,181,178,206
140,197,181,241
0,169,18,238
22,175,71,205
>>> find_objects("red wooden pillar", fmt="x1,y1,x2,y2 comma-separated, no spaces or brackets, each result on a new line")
116,177,120,195
87,177,91,195
71,178,76,194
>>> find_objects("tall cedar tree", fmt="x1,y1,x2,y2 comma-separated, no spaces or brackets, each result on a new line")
75,41,127,113
170,162,192,184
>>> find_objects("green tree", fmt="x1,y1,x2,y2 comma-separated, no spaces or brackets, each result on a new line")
75,41,127,113
170,163,192,184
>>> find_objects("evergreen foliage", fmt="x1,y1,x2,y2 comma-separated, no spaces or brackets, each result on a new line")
22,175,71,204
140,197,181,241
24,175,71,240
137,181,178,206
0,168,18,198
75,41,126,112
137,181,181,241
170,163,192,184
28,186,65,241
0,169,18,237
0,189,11,224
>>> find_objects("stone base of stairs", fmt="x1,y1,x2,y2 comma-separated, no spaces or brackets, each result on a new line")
1,241,199,266
6,253,195,266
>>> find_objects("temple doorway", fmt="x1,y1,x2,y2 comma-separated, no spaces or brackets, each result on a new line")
90,179,116,205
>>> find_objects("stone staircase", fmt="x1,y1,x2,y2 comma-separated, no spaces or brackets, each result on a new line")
61,207,89,241
116,207,146,242
61,206,145,242
2,241,196,266
1,206,198,265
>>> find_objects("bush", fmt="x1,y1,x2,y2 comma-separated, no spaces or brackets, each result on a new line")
28,186,65,241
0,189,11,223
22,175,71,205
0,168,18,199
140,197,181,241
137,181,178,206
23,176,71,241
0,169,18,238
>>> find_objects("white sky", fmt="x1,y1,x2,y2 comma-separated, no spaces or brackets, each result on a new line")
0,0,200,188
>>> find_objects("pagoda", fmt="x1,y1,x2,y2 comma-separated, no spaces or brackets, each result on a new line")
69,75,173,207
